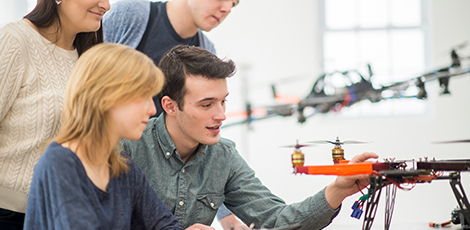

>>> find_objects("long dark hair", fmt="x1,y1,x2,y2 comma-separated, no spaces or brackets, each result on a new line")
24,0,103,56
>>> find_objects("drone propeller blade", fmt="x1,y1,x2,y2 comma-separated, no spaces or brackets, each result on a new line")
280,139,316,149
432,139,470,144
308,140,337,145
342,140,371,144
308,139,370,146
454,40,468,50
279,144,316,148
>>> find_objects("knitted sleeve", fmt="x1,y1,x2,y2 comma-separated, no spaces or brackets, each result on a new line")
103,0,151,49
0,31,25,122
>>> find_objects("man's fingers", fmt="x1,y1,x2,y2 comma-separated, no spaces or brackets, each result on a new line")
185,223,216,230
350,152,378,163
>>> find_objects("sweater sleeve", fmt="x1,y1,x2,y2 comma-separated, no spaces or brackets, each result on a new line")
0,31,25,122
129,158,183,230
103,0,151,49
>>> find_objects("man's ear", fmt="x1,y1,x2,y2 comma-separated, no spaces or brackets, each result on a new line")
161,96,177,116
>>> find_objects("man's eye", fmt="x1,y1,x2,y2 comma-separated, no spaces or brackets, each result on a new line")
202,104,211,108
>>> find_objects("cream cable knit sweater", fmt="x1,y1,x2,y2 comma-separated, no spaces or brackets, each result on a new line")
0,19,78,213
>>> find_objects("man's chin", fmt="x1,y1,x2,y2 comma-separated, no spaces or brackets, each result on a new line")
202,27,215,32
201,23,219,32
203,136,220,146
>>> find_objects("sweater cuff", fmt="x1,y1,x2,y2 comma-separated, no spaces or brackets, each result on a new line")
216,204,232,220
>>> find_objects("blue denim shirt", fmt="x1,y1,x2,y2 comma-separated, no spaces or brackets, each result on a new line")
121,115,340,229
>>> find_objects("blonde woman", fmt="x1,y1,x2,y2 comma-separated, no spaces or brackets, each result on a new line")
0,0,109,228
24,43,183,230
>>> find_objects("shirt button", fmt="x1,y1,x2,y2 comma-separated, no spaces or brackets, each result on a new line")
210,203,215,208
179,201,184,206
166,152,170,156
182,169,185,173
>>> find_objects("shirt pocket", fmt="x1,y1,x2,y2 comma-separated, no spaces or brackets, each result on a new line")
196,194,224,223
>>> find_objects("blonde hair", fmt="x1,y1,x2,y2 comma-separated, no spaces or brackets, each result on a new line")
54,43,164,177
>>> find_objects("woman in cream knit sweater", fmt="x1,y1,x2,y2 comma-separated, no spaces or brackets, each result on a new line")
0,0,110,228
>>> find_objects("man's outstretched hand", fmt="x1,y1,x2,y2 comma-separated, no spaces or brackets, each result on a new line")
185,223,215,230
325,152,379,209
219,214,249,230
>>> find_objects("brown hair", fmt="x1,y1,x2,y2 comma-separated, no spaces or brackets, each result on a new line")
158,45,236,111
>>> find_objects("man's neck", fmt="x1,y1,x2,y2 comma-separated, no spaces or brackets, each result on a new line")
180,146,198,164
166,0,199,38
165,116,199,163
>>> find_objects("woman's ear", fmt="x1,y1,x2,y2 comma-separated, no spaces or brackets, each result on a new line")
161,96,177,116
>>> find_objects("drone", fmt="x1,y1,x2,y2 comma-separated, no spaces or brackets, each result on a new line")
222,42,470,128
284,138,470,230
296,66,381,123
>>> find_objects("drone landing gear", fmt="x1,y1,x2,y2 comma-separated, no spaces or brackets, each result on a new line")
362,176,395,230
362,172,470,230
449,172,470,229
384,183,397,230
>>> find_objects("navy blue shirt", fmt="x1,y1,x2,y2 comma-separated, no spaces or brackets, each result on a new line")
136,2,199,117
24,142,183,230
103,0,215,118
137,2,200,65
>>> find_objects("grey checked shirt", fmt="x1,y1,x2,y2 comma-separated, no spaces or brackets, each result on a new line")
121,115,340,230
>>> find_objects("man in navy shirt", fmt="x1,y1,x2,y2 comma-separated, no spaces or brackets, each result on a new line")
103,0,238,117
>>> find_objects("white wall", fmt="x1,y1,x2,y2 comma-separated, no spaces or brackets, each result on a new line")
207,0,470,229
0,1,28,25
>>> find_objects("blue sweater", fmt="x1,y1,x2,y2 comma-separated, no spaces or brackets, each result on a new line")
24,142,183,230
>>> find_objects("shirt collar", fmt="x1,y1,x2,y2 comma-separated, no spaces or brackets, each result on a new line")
153,114,208,162
154,114,177,159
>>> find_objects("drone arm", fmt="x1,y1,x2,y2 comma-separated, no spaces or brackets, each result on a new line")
295,163,373,176
294,160,393,176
